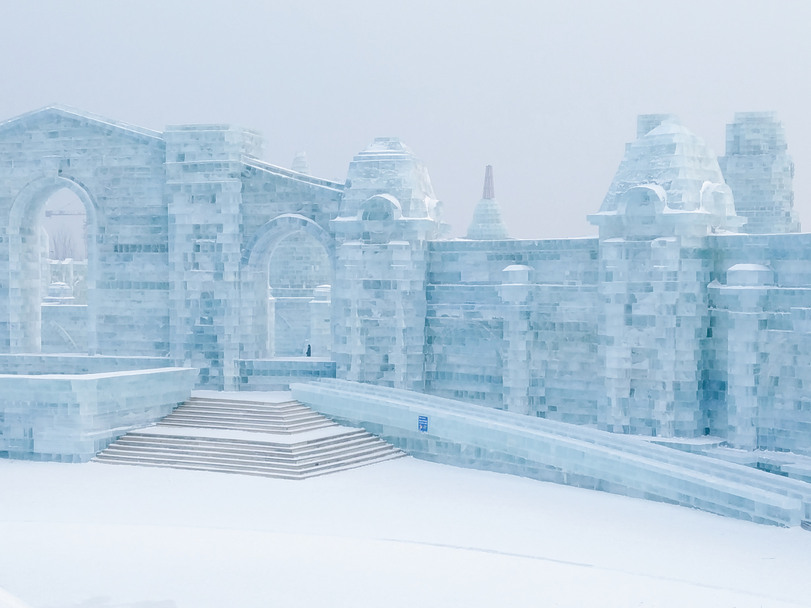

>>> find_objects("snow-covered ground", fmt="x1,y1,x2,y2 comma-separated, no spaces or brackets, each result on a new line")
1,456,810,608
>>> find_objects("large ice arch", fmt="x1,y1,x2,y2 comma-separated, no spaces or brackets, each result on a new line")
7,175,102,354
240,213,335,359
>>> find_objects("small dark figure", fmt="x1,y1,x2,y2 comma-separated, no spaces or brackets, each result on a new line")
306,344,311,357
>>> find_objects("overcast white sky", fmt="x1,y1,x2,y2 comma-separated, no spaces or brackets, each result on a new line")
3,0,811,239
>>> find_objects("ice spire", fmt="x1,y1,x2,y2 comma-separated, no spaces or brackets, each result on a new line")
467,165,509,240
482,164,495,199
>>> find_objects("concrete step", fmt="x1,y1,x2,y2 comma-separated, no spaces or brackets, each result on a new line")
94,449,405,480
112,430,379,459
188,397,303,406
163,406,326,420
160,410,330,425
179,402,322,416
94,395,404,479
155,418,334,434
186,398,309,411
99,443,392,470
96,440,399,470
94,432,405,477
158,397,337,434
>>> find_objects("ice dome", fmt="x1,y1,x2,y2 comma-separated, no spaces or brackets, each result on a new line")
341,137,440,221
599,115,727,214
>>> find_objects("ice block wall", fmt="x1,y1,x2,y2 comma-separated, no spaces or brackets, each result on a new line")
424,238,602,422
0,107,170,357
164,124,260,388
0,105,809,459
0,366,197,462
707,233,811,455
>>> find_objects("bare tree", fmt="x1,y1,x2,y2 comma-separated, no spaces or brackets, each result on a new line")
49,228,76,260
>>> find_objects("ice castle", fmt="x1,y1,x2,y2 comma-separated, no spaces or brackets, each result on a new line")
1,106,811,510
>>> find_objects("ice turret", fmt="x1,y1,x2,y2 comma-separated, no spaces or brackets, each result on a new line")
466,165,509,240
719,112,800,233
590,114,742,240
331,137,443,391
338,137,442,223
591,115,742,439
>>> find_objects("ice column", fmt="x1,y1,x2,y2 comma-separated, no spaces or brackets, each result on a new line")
498,265,533,414
309,285,331,357
165,124,263,388
712,264,774,450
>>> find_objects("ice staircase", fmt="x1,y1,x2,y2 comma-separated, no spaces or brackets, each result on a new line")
93,393,406,479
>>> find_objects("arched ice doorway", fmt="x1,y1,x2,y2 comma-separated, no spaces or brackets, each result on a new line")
8,176,99,353
241,214,334,359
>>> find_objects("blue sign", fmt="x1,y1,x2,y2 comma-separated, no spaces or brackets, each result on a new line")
418,415,429,433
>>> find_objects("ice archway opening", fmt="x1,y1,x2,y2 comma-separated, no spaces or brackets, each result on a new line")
241,214,335,359
7,175,99,354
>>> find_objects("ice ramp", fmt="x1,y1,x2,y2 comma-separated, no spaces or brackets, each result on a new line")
291,379,811,527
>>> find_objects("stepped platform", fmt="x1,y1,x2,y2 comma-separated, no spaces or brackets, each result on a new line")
94,391,405,479
292,379,811,527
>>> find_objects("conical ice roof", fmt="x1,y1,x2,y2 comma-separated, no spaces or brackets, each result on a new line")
467,165,509,240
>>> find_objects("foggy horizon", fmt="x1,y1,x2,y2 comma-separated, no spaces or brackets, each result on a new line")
4,1,811,239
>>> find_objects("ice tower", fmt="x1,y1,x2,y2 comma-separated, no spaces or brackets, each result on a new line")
331,137,443,390
719,112,800,234
590,114,742,436
466,165,509,239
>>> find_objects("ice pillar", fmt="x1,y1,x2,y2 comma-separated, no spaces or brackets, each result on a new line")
166,124,263,389
712,264,774,450
499,265,533,415
309,285,331,357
